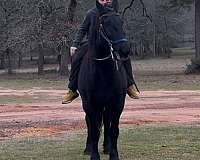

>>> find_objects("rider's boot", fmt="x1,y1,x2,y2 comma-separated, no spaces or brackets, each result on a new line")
127,84,139,99
62,89,79,104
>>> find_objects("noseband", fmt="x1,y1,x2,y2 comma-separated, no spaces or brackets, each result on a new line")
94,12,129,68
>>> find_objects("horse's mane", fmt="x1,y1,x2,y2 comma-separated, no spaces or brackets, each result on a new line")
88,8,114,59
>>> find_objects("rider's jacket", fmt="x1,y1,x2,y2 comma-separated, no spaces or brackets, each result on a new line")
72,1,114,48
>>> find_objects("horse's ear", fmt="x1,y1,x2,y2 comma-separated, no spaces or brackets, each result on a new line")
112,0,119,12
96,0,104,13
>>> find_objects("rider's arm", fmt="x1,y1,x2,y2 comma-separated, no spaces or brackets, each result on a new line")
72,12,91,48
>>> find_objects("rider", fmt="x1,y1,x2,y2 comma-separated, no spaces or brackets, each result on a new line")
62,0,139,104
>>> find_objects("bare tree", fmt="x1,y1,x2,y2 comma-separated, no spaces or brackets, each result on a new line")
195,0,200,60
0,0,26,74
122,0,187,58
168,0,200,73
59,0,77,76
22,0,76,75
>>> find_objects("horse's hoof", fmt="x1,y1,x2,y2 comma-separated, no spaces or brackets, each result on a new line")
109,156,119,160
84,148,91,155
103,149,109,154
91,158,100,160
91,154,100,160
103,146,110,154
109,151,119,160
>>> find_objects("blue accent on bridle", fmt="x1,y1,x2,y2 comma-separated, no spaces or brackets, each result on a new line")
111,38,128,44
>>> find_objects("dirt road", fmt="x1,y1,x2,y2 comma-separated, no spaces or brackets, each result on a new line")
0,89,200,139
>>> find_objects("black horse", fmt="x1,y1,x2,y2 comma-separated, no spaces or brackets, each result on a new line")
78,5,130,160
74,42,114,156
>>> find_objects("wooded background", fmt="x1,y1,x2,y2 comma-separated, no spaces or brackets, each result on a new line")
0,0,199,75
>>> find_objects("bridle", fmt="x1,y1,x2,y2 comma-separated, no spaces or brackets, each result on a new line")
94,12,130,69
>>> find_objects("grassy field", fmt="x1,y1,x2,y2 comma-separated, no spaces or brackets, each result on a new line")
0,49,199,92
0,124,200,160
0,53,200,104
0,73,67,90
0,70,200,92
0,94,60,104
172,48,195,56
0,50,200,160
0,72,200,104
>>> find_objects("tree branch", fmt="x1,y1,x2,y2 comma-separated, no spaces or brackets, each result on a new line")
122,0,136,19
138,0,152,22
122,0,152,23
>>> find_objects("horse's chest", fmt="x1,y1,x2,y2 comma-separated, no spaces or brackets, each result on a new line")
95,67,114,86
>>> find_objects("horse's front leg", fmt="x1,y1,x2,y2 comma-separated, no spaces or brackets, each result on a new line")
103,108,111,154
86,108,110,155
109,114,120,160
109,96,125,160
84,114,92,155
88,107,103,160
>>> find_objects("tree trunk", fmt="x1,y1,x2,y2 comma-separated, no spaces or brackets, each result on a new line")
195,0,200,59
67,0,77,23
59,36,70,76
18,52,22,68
60,48,70,76
153,24,157,57
59,0,77,76
38,43,44,75
6,48,12,74
0,53,5,69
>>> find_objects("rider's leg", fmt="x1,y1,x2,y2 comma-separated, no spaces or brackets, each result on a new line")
62,42,88,104
123,58,140,99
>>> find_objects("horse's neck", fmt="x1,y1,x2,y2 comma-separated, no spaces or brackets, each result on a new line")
94,54,115,74
95,44,110,58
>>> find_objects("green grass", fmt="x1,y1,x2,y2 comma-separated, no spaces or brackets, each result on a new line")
0,73,67,90
0,79,67,90
172,48,195,57
0,94,61,104
1,73,200,92
0,124,200,160
138,75,200,91
0,95,36,104
0,51,200,92
139,78,200,91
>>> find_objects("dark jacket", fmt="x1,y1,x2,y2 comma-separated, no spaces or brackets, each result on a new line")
72,7,98,48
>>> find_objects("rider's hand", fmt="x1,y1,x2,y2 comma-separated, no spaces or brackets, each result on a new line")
70,47,77,56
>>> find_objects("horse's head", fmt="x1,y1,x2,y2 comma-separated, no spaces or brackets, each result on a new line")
95,2,130,59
